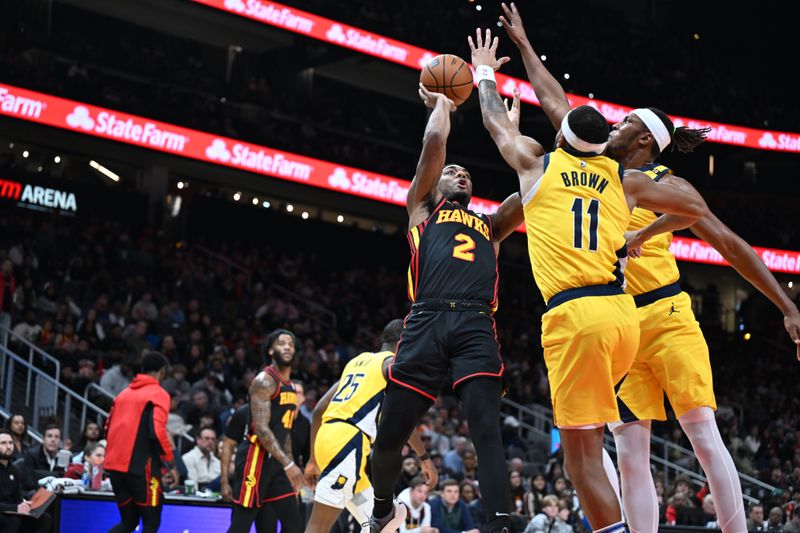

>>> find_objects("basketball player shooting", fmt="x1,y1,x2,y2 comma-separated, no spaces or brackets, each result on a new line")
367,81,525,533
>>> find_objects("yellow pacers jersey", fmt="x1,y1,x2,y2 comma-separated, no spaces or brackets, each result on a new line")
524,148,630,303
322,350,390,441
624,164,681,296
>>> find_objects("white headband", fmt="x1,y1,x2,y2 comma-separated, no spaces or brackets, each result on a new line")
560,112,607,154
631,108,671,152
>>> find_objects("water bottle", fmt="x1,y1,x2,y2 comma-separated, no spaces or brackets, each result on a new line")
82,463,90,489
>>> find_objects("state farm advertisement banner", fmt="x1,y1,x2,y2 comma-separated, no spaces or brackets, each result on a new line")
190,0,800,154
2,81,799,274
0,82,412,206
671,236,800,275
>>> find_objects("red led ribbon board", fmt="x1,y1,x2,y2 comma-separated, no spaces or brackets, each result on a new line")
2,82,797,273
190,0,800,153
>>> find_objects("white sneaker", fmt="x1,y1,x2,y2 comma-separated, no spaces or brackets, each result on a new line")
369,500,407,533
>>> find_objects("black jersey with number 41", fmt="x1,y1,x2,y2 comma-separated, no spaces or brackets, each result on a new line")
407,198,498,309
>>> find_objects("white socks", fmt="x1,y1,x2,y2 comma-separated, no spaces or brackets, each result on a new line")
679,407,747,533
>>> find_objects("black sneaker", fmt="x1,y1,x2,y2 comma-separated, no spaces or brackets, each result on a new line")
369,500,407,533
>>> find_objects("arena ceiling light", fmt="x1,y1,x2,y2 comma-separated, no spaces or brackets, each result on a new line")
89,160,120,182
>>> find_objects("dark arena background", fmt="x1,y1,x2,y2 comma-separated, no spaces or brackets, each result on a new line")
1,1,799,532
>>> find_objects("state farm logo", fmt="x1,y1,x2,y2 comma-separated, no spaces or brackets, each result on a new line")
418,52,435,69
327,168,351,190
326,24,346,44
66,106,94,130
205,139,232,162
229,0,314,33
0,86,45,119
758,132,778,149
204,139,312,180
326,168,408,204
65,105,188,152
224,0,245,12
501,79,517,95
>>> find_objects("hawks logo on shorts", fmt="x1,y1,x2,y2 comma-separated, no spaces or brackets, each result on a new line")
331,475,348,490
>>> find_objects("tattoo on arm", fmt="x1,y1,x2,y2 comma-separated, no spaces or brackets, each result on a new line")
250,373,292,466
283,431,294,462
479,80,510,116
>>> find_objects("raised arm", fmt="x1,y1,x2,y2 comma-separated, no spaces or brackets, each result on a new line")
249,371,305,489
629,175,800,358
470,28,545,199
304,379,340,488
623,170,708,222
407,85,456,225
499,2,570,129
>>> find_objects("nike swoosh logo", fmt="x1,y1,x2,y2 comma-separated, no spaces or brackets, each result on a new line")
495,512,510,517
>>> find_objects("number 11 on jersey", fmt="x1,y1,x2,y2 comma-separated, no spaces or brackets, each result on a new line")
571,197,600,251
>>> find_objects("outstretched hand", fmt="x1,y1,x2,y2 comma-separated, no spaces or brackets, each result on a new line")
467,28,510,71
505,88,521,128
418,83,456,111
783,310,800,361
499,2,529,47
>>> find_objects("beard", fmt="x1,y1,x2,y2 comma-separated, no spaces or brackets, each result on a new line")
272,351,294,368
0,450,14,461
445,190,471,206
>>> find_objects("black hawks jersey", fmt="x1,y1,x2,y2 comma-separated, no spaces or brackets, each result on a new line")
407,198,498,309
257,366,297,448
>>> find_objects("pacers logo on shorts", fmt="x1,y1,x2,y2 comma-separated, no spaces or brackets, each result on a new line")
245,474,257,488
331,475,348,490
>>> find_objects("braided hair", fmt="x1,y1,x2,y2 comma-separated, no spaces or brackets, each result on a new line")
648,107,711,157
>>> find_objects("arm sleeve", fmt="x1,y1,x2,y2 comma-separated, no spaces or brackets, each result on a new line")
154,391,174,462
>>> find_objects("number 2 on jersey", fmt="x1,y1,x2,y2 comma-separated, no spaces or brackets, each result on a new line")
331,373,365,403
570,198,600,251
452,233,476,262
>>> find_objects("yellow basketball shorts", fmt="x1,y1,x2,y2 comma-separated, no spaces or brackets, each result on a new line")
617,290,716,422
313,421,371,509
541,292,639,427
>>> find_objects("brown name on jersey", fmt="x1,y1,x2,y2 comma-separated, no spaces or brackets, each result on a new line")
560,171,609,194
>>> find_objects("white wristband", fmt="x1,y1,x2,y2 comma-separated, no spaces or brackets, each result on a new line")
475,65,496,84
283,461,295,471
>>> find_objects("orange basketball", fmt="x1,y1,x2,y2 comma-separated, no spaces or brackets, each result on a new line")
420,54,474,107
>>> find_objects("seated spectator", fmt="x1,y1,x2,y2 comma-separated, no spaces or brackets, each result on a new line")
701,494,717,529
524,473,547,516
181,426,220,489
430,478,479,533
397,476,435,533
766,507,785,532
71,421,102,462
459,480,486,532
66,443,110,490
0,429,53,533
23,424,65,487
3,414,30,461
509,470,526,518
524,495,571,533
784,507,800,533
395,455,421,496
162,364,191,406
100,354,132,396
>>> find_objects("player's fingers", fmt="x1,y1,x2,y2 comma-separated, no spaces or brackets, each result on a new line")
499,16,510,31
485,28,492,47
467,35,475,51
501,3,511,18
504,98,509,111
513,88,521,108
497,56,511,68
490,36,498,53
475,27,483,48
511,2,518,14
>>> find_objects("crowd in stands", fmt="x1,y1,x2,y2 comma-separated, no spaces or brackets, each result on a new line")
2,202,799,530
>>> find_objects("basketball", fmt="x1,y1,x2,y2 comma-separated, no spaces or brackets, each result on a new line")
420,54,474,106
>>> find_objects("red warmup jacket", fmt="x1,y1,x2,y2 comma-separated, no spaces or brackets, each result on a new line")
104,374,174,474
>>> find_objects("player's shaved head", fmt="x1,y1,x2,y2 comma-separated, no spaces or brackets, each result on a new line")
381,319,404,348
